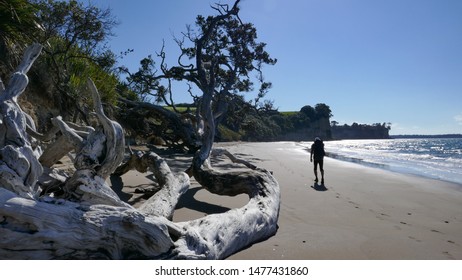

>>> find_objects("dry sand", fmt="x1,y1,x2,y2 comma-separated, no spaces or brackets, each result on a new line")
111,142,462,260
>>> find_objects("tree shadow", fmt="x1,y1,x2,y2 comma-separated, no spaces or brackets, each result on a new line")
109,174,160,205
210,153,262,171
176,186,231,215
311,182,328,191
109,175,134,202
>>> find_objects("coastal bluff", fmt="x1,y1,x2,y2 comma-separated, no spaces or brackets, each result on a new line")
273,117,332,141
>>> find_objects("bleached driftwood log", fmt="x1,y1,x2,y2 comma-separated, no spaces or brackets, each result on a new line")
0,43,43,199
170,166,280,259
0,44,280,259
0,188,174,259
113,150,190,220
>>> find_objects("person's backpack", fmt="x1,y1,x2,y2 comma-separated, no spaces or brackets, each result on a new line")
313,141,325,159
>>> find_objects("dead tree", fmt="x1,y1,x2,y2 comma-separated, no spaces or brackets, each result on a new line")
0,44,280,259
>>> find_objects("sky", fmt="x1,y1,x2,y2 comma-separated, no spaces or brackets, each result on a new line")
83,0,462,135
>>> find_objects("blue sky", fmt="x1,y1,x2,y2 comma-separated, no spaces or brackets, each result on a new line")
85,0,462,135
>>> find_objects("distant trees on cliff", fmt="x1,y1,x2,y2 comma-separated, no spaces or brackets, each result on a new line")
331,122,391,139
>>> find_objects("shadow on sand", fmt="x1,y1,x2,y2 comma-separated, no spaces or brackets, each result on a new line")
111,174,232,215
110,175,134,202
176,187,231,214
311,182,328,191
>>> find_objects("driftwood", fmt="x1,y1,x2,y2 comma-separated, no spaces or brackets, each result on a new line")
0,43,43,199
0,44,280,259
113,150,190,220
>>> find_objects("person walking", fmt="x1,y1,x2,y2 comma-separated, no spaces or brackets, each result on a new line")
310,137,325,185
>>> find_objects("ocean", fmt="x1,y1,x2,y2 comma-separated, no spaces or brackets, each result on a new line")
306,138,462,185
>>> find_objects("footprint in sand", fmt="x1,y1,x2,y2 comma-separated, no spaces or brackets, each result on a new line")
408,236,422,243
347,200,360,209
374,212,390,220
442,251,455,259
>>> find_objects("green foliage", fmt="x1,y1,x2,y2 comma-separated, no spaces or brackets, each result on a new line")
300,105,316,120
35,0,118,102
240,114,280,141
0,0,36,34
280,111,298,116
0,0,41,71
68,56,119,105
0,0,122,127
314,103,333,119
190,9,277,96
164,106,196,113
217,124,241,141
119,55,164,103
270,114,294,132
34,0,116,55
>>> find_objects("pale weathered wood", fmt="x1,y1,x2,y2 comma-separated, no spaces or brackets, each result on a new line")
38,121,94,168
171,167,280,259
0,78,5,92
0,44,43,199
39,135,74,168
114,151,190,220
0,188,173,259
86,79,125,179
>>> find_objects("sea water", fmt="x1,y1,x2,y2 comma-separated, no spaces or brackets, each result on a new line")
307,138,462,185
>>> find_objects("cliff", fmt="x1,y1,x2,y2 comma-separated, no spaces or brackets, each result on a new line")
274,117,332,141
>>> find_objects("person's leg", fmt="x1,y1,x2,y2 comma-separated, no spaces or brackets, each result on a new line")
313,160,319,182
319,160,324,184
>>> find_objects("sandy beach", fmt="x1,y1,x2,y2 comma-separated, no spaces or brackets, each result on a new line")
113,142,462,260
